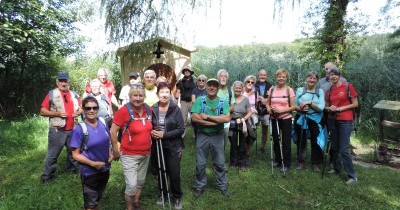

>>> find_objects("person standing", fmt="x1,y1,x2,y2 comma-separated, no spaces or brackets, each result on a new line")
143,69,159,107
216,69,232,149
119,71,141,105
151,82,185,210
70,96,112,210
294,71,325,171
325,68,358,185
191,74,208,139
110,84,153,210
191,78,231,198
40,72,81,183
83,79,111,124
228,81,252,170
175,66,196,127
255,69,273,155
318,62,347,92
242,75,258,165
266,69,295,173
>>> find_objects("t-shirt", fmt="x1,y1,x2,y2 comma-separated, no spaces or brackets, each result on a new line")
192,88,207,99
191,96,230,135
295,87,325,122
325,83,358,121
41,91,80,131
243,91,256,110
232,97,250,118
145,87,159,107
119,84,130,102
113,105,152,155
70,121,111,176
268,86,295,119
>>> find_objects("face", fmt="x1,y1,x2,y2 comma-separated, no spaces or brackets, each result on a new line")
245,79,255,90
276,73,288,86
233,84,243,96
129,89,145,107
258,70,267,82
198,78,206,88
129,76,141,85
158,87,171,104
56,79,69,92
144,73,156,87
83,101,99,120
324,63,336,76
183,70,191,77
206,83,219,97
218,72,228,86
98,71,107,83
306,74,318,87
91,83,100,95
329,73,340,84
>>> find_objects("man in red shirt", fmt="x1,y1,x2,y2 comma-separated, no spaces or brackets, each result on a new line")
40,72,82,183
86,68,120,114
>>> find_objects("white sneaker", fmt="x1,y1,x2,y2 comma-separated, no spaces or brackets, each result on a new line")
174,198,182,210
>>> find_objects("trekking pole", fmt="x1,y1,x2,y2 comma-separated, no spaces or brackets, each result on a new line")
156,139,166,208
321,135,331,179
158,139,172,209
275,117,286,176
269,117,274,175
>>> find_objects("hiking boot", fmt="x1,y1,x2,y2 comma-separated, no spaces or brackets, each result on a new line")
312,165,321,172
156,195,164,205
345,178,357,185
174,198,182,210
220,190,231,198
193,189,204,198
296,163,304,170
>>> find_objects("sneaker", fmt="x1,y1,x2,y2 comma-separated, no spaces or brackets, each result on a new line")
280,166,289,173
156,195,164,205
240,166,247,171
273,162,281,168
193,189,204,198
174,198,182,210
220,190,231,198
345,178,357,185
312,165,321,172
327,169,337,174
296,163,304,170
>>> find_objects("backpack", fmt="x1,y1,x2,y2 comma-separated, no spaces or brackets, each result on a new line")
117,102,152,142
78,117,107,152
200,96,225,116
297,84,321,99
327,82,360,132
269,86,291,105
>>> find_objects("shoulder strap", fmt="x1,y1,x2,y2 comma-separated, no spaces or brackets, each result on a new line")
200,96,207,113
346,82,352,103
143,103,152,120
228,88,232,105
286,87,290,105
269,86,275,106
78,122,89,152
49,90,54,104
217,99,225,116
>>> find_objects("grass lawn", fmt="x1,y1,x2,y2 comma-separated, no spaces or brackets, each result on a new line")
0,117,399,210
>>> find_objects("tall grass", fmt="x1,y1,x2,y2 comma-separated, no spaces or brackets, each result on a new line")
0,117,399,209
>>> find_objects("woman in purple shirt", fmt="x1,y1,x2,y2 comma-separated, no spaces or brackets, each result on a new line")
70,96,112,210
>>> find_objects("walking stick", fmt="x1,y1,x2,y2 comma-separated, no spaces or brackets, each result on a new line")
321,113,335,179
269,117,274,175
156,138,172,209
275,117,286,175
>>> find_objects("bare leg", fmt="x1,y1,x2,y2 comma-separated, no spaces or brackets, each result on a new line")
125,194,135,210
134,188,142,208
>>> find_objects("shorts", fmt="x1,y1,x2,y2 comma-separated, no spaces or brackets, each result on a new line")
81,171,110,209
121,154,150,196
258,114,270,126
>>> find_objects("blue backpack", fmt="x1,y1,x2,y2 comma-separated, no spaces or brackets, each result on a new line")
117,103,151,142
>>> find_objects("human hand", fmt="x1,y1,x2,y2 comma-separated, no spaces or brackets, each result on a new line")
92,161,106,170
59,112,67,118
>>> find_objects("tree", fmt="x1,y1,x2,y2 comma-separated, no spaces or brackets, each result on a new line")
0,0,81,118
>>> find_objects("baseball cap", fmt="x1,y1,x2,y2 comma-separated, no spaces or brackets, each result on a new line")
57,72,70,81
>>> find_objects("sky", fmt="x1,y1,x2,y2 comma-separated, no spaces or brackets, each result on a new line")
78,0,399,54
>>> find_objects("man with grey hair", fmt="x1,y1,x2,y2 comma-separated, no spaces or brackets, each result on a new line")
143,69,158,106
217,69,232,150
318,62,347,92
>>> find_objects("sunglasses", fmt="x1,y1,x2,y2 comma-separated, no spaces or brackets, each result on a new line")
130,84,144,89
84,106,99,112
246,81,255,84
198,79,206,82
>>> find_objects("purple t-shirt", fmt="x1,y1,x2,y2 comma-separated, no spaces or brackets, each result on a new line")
70,121,111,176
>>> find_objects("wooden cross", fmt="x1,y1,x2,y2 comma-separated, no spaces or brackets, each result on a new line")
152,42,164,58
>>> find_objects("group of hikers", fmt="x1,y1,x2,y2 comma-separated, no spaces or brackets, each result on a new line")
39,63,359,210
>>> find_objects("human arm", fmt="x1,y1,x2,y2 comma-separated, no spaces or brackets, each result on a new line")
109,123,120,160
72,149,106,170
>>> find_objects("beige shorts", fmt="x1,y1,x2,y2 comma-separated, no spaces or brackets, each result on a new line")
120,154,150,196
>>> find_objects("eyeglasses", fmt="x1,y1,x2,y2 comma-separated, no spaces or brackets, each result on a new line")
84,106,99,112
198,79,205,82
246,81,255,84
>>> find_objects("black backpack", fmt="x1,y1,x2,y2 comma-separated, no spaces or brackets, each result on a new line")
117,102,152,142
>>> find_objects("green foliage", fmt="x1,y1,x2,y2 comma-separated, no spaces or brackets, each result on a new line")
0,0,82,118
0,117,400,209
